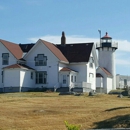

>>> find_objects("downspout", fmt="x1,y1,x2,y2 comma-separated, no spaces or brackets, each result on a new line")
58,62,59,82
2,70,4,93
69,72,71,92
19,70,21,92
56,62,60,89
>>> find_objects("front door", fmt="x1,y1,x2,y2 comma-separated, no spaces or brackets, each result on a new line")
62,75,67,87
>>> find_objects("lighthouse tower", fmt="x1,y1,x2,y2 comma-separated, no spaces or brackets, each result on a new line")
96,32,118,90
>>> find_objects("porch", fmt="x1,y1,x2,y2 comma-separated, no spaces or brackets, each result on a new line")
54,82,92,93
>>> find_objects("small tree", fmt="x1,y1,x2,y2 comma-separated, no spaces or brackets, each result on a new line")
64,121,81,130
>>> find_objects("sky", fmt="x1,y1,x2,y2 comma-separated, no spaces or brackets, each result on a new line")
0,0,130,75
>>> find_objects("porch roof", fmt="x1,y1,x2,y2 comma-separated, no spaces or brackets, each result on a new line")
60,67,78,73
100,67,112,77
3,64,35,70
96,73,103,77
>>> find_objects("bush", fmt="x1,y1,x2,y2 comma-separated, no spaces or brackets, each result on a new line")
45,90,53,93
28,87,47,92
64,121,81,130
89,90,96,96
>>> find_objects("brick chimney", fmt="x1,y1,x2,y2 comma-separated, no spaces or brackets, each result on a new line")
61,31,66,45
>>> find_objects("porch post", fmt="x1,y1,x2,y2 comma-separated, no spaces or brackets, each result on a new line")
67,74,71,92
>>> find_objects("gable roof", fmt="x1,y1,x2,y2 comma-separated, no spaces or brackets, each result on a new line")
60,67,78,72
40,39,68,63
19,58,26,61
0,39,23,59
23,40,94,64
3,64,35,70
56,43,94,63
96,73,103,77
19,43,35,52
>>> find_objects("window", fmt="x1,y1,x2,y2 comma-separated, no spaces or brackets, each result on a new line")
89,73,94,78
89,63,93,68
63,75,66,84
89,57,94,68
74,76,76,82
124,79,127,86
36,71,47,84
1,71,3,83
71,75,73,82
35,54,47,66
2,53,9,65
31,72,33,79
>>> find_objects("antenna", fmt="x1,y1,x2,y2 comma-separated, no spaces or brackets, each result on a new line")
98,29,101,43
98,29,101,33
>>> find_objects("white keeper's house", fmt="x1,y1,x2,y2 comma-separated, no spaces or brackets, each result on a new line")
0,32,99,93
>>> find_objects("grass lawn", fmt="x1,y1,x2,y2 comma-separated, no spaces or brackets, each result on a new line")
0,92,130,130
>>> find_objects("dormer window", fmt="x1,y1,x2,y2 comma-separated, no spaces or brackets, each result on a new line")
35,54,47,66
2,53,9,65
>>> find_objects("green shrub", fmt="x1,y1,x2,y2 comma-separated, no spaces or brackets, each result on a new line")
64,121,81,130
28,88,47,92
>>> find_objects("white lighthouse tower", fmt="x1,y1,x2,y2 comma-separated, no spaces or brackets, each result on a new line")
96,32,118,92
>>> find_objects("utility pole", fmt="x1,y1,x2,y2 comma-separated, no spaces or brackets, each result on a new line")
98,30,101,45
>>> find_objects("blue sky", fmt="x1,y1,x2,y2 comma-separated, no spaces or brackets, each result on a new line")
0,0,130,75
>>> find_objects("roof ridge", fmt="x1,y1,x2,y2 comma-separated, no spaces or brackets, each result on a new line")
0,39,23,59
0,39,17,44
56,42,94,45
40,39,68,63
40,39,54,44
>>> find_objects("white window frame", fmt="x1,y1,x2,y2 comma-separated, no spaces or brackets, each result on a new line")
36,71,47,84
71,75,73,82
1,71,3,83
74,76,76,82
31,72,33,79
63,75,66,84
2,53,9,65
35,54,47,66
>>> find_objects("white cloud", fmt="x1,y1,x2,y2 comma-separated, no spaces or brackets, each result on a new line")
28,34,130,52
28,35,98,44
116,59,130,66
115,39,130,52
28,35,130,67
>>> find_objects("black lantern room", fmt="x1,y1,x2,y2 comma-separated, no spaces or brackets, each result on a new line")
96,32,117,49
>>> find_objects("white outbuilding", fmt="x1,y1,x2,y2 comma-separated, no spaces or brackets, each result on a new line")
3,64,35,92
116,74,130,89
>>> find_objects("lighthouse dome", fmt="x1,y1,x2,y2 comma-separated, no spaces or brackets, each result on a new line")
101,32,112,39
